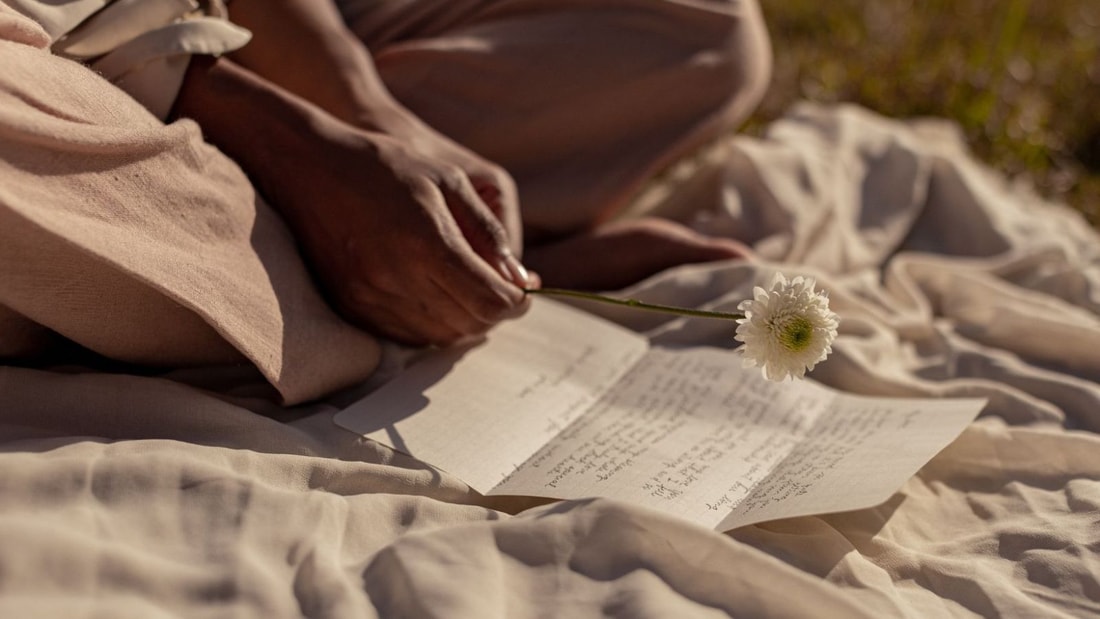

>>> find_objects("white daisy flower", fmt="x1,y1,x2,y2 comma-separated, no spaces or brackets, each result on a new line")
734,273,839,381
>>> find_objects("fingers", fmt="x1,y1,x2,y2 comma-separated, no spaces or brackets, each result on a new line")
430,201,532,324
468,168,522,254
438,170,532,289
337,269,507,347
337,183,530,346
300,131,535,347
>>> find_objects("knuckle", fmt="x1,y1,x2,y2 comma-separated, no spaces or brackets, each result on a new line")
489,165,514,187
438,165,467,188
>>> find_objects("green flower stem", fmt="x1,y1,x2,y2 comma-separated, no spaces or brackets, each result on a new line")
524,288,744,321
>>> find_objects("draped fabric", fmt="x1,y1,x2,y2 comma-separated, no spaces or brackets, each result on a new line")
0,5,380,403
2,1,1099,616
2,0,250,118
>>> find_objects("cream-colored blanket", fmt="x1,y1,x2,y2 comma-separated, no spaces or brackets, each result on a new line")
4,107,1099,617
3,10,1100,619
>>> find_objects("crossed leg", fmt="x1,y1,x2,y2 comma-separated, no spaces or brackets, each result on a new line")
341,0,772,288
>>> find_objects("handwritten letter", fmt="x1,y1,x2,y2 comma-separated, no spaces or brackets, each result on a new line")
337,298,985,530
493,347,834,529
716,394,986,529
334,299,648,491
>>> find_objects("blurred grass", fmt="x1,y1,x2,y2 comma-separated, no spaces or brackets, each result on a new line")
748,0,1100,226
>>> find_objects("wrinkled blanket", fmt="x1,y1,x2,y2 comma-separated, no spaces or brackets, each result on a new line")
2,102,1100,618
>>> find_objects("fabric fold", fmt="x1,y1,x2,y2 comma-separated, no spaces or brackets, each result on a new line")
4,0,250,118
0,31,380,403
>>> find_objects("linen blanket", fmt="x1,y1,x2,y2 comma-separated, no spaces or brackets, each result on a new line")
2,47,1099,619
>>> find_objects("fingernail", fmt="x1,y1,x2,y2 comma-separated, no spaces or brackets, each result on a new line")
501,253,530,287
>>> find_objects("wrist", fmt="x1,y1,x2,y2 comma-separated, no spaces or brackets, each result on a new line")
345,96,425,141
176,57,347,216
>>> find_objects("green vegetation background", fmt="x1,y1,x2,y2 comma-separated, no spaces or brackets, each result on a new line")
749,0,1100,226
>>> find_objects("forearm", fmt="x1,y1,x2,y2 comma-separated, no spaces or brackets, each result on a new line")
223,0,523,252
171,57,530,346
226,0,409,131
172,56,338,222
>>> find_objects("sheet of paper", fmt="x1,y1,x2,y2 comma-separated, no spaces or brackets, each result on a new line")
333,298,649,492
716,393,986,529
337,297,986,531
491,347,835,529
493,346,984,530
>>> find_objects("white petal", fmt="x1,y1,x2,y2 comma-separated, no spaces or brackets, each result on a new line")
734,272,839,381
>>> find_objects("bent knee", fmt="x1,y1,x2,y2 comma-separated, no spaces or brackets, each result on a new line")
703,0,773,128
644,0,773,131
731,0,773,117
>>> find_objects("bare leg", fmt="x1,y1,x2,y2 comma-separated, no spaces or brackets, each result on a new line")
341,0,771,285
523,217,751,291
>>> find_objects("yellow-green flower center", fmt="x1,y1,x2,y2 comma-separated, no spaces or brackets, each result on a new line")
775,316,814,352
